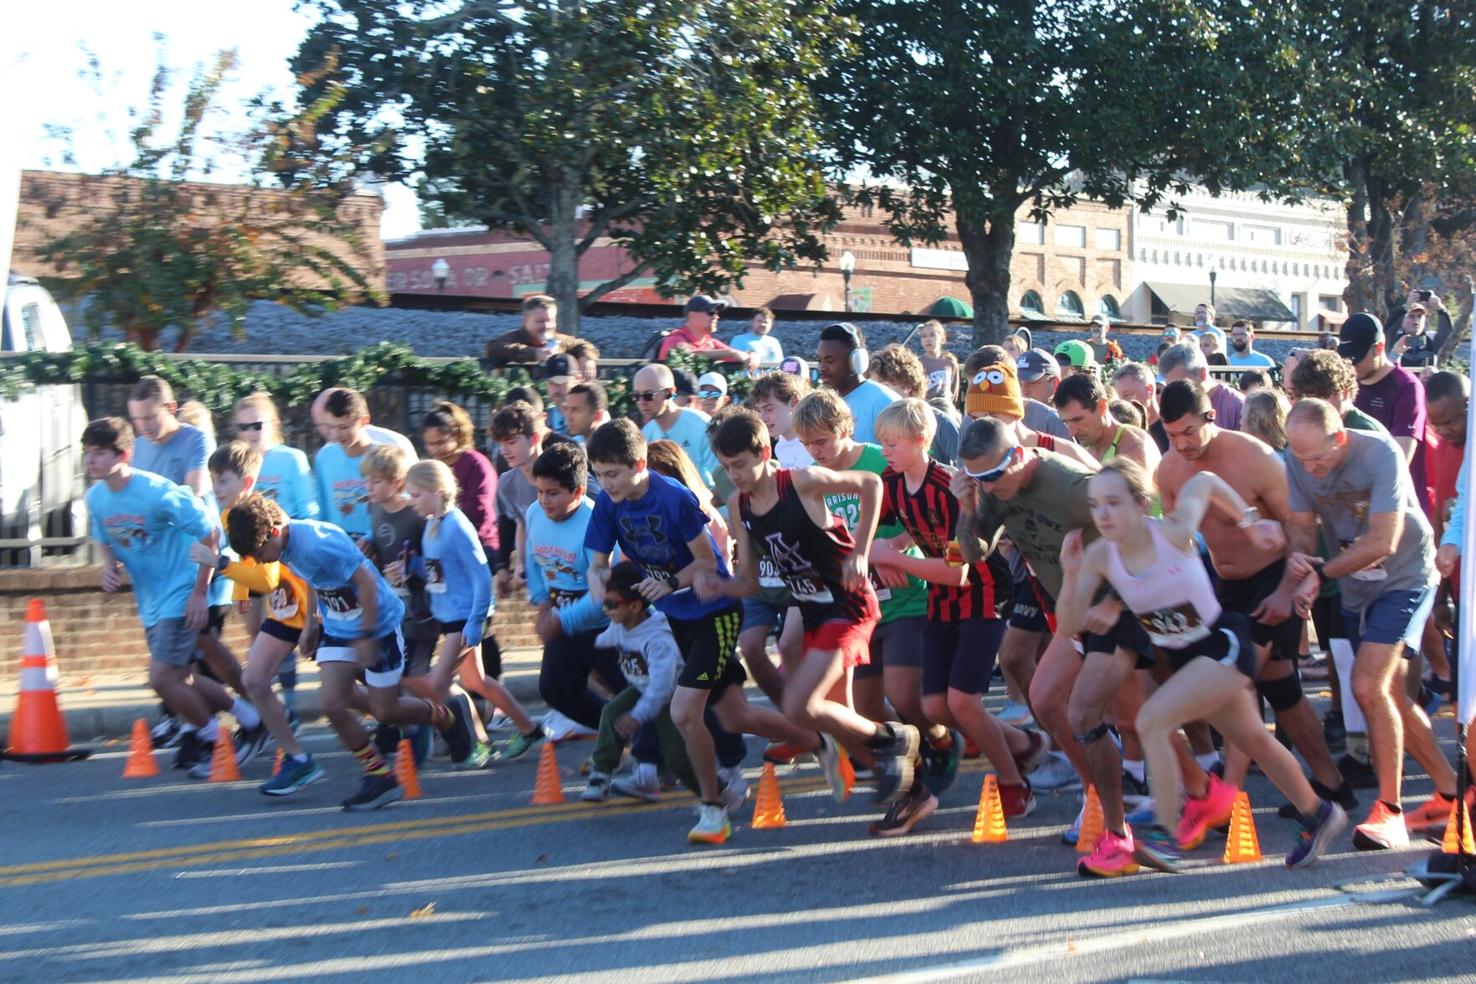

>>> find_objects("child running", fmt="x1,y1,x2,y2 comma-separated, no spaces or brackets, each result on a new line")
226,494,479,810
1057,458,1348,872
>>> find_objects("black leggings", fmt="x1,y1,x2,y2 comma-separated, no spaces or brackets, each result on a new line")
538,629,628,731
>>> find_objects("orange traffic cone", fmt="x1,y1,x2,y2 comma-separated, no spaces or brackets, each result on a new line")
271,746,285,776
837,753,856,802
1440,797,1475,856
396,738,424,800
971,774,1009,843
206,726,241,782
1223,790,1262,863
752,761,787,828
531,741,564,805
122,718,159,778
4,600,90,762
1076,785,1105,854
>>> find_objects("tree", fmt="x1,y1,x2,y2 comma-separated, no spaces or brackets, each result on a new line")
295,0,851,333
32,51,384,352
817,1,1309,345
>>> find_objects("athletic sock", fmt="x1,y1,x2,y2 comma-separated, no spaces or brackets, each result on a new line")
928,730,954,751
1194,752,1221,772
231,698,261,729
197,719,219,742
1123,758,1146,783
289,753,310,764
352,742,390,777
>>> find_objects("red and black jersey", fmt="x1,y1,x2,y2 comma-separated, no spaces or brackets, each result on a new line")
739,469,879,631
881,461,1012,622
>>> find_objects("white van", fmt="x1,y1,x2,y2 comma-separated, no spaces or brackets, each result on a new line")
1,273,87,565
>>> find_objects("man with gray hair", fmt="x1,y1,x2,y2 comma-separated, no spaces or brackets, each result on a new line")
1157,341,1244,432
1111,362,1166,453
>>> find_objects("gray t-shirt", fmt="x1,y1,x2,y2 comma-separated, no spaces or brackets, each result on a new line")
930,407,960,465
133,424,212,488
496,467,538,533
1286,429,1436,610
1024,399,1071,440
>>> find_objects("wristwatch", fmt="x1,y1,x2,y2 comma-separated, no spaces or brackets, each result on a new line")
215,554,231,574
1237,507,1261,529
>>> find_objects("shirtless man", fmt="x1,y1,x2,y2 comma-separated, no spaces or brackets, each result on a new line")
1155,379,1355,835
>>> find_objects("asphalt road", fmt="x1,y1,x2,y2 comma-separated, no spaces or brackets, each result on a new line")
3,710,1474,984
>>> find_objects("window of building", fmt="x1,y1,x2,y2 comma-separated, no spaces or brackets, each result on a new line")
1019,290,1044,313
1054,225,1086,248
1242,224,1282,245
1191,219,1234,241
1319,294,1343,312
1094,228,1121,251
1018,222,1044,245
1056,291,1084,316
1289,294,1303,326
1099,295,1121,319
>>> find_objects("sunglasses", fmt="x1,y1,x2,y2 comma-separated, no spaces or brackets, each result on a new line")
237,421,266,432
698,388,724,399
602,595,636,611
632,388,673,402
964,445,1018,484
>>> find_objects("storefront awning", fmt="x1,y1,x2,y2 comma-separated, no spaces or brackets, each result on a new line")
1145,282,1297,323
928,296,974,319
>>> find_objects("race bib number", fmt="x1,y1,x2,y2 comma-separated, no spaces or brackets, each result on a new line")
868,569,892,602
1138,603,1210,648
549,587,586,609
320,586,362,622
425,558,447,595
269,586,299,620
617,648,649,680
785,575,834,605
757,555,784,589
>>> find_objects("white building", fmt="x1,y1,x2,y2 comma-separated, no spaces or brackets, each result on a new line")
1123,187,1348,331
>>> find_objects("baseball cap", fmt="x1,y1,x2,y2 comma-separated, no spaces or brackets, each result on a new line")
1016,348,1060,382
672,368,699,397
684,295,729,315
543,353,573,382
1338,312,1384,364
1407,303,1427,316
1054,339,1098,369
779,356,810,378
696,371,729,396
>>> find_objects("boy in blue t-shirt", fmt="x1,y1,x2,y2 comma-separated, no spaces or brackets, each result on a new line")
83,418,260,773
314,388,377,537
227,495,479,811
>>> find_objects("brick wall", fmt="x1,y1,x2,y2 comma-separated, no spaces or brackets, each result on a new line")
0,567,541,679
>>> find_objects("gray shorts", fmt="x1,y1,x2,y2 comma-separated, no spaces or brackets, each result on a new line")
145,618,200,667
854,616,926,680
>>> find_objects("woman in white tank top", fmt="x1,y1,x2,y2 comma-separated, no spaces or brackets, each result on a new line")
1057,459,1347,872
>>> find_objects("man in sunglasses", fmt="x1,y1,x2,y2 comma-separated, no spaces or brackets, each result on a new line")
631,363,720,489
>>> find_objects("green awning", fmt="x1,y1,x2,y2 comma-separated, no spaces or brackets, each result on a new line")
1144,282,1296,323
928,296,974,318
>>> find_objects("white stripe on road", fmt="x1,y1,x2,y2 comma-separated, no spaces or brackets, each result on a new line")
174,862,363,879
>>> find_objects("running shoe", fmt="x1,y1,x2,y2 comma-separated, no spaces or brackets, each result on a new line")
849,758,874,781
441,693,477,763
582,771,611,802
998,700,1035,728
1403,792,1458,835
1011,729,1052,776
372,722,402,760
487,710,512,733
1285,799,1348,868
1278,779,1358,819
234,724,271,767
1337,752,1378,790
260,754,324,796
1078,828,1140,878
869,788,939,837
1062,797,1086,846
869,723,920,804
720,766,750,814
171,730,208,771
1175,773,1237,850
499,726,545,762
1120,769,1152,811
998,781,1036,818
1321,710,1346,750
455,742,492,770
410,724,434,767
1299,654,1330,682
151,708,182,749
688,803,731,845
342,773,404,811
1135,824,1182,873
1126,802,1158,827
815,734,848,802
1353,800,1411,851
922,729,963,795
763,740,813,765
1027,751,1083,793
611,762,662,802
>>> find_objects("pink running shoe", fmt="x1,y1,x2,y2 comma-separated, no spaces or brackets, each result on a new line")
1077,827,1141,878
1174,773,1237,850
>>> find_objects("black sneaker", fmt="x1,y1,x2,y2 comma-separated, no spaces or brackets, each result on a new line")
233,724,271,767
441,693,477,763
1278,779,1358,819
171,731,208,771
151,708,182,749
1121,769,1152,811
372,722,403,760
1322,711,1346,751
1337,753,1378,790
868,787,938,837
341,773,404,812
868,723,920,804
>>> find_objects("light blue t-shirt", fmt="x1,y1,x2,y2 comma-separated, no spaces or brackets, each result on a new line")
843,379,901,445
418,508,493,646
642,409,719,488
133,424,212,489
314,443,373,537
86,469,214,627
257,444,319,520
525,497,605,636
281,518,405,640
729,333,784,366
1227,350,1276,369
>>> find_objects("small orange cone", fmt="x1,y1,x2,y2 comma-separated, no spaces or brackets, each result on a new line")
971,774,1009,843
531,741,564,805
121,718,159,778
271,746,285,776
206,726,241,782
1076,785,1106,854
751,761,787,828
838,753,856,802
1440,797,1475,855
4,600,90,762
1222,790,1262,863
396,739,424,800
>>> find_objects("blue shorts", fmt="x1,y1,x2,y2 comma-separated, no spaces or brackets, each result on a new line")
1342,585,1436,657
740,586,794,636
922,618,1005,696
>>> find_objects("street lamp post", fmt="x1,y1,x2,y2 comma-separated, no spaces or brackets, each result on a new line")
840,250,856,313
1209,269,1217,309
431,258,451,293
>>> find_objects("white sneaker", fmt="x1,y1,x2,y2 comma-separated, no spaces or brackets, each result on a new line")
539,708,596,743
611,762,662,802
688,803,731,845
999,700,1035,728
1062,796,1086,845
582,771,611,802
1028,751,1084,792
814,734,847,802
719,766,750,813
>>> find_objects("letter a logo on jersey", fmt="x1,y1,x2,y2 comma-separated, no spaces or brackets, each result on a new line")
764,532,808,574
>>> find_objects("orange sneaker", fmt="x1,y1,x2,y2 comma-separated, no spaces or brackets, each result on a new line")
1174,773,1237,850
1353,800,1411,851
1404,792,1457,835
763,740,813,765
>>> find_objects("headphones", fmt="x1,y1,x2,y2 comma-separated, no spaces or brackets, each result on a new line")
824,322,869,378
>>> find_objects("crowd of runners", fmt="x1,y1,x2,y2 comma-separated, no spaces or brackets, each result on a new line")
80,292,1472,877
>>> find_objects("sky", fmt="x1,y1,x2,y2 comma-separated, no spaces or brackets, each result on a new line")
5,0,421,239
